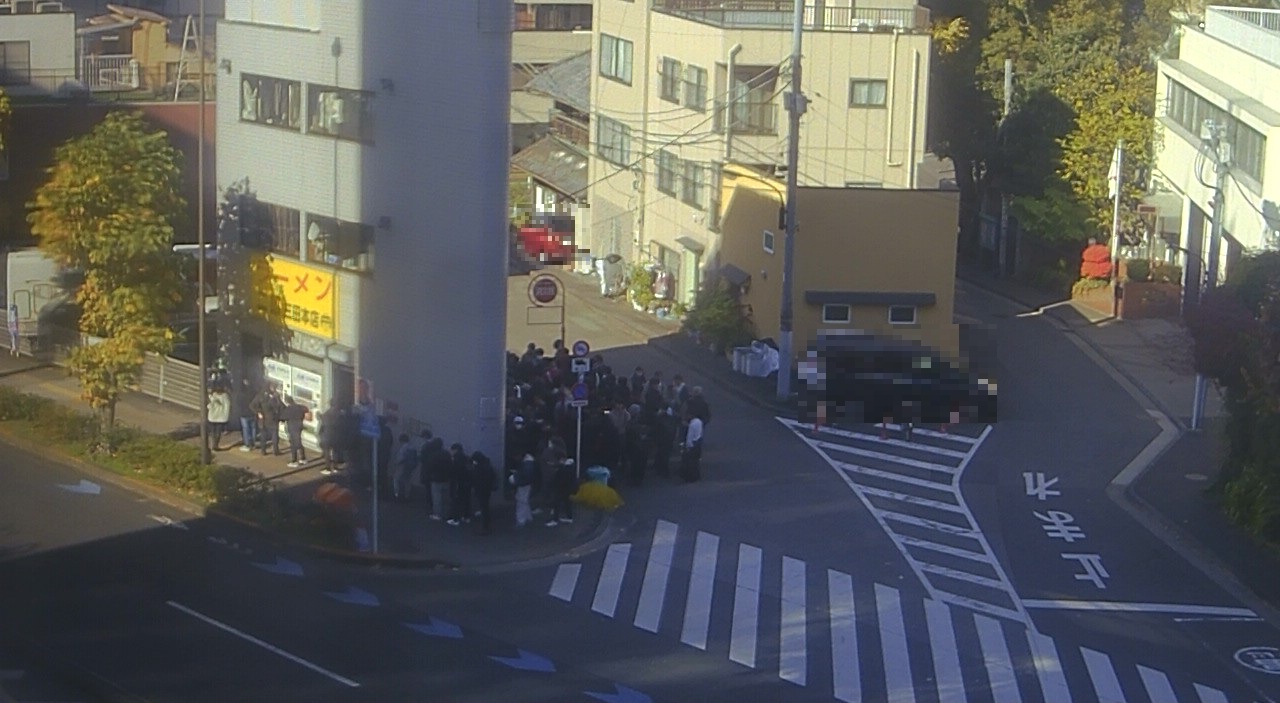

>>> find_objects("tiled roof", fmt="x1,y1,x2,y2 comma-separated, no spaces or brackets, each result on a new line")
512,136,589,200
524,51,590,114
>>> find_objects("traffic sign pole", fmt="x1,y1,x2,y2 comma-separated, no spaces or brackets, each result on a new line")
575,404,583,482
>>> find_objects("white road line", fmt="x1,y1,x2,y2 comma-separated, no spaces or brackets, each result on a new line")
897,534,989,562
166,600,359,688
549,563,581,602
798,423,969,458
878,510,974,536
780,417,980,446
874,584,914,703
1138,664,1178,703
813,440,961,473
920,563,1008,591
591,543,631,618
1194,683,1229,703
1081,647,1126,703
827,570,860,703
841,462,955,491
779,556,807,685
680,531,719,650
634,520,678,633
923,600,966,703
1021,599,1257,618
1026,631,1072,703
857,485,965,513
974,614,1019,703
729,544,762,668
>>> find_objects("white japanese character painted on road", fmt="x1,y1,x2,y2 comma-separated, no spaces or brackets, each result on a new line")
1061,553,1110,589
1023,472,1061,500
1034,510,1087,542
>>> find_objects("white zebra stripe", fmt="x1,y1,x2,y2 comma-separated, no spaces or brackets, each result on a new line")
634,520,678,633
875,584,914,703
827,570,861,703
679,531,719,650
729,543,762,668
779,556,807,685
591,543,631,618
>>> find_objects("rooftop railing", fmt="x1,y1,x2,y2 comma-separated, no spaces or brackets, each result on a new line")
655,0,929,32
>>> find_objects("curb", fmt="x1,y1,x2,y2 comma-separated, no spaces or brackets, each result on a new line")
646,338,795,419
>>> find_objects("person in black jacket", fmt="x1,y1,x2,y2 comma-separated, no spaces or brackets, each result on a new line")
546,458,578,526
470,451,497,535
650,404,678,478
423,438,451,521
447,442,472,526
377,417,394,496
249,383,285,456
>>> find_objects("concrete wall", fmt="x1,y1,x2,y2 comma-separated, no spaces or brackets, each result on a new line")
217,0,510,459
0,11,75,95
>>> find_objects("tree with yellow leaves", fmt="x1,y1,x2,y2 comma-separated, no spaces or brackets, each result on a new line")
26,111,187,445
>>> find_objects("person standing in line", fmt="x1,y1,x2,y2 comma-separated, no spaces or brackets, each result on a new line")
317,401,340,475
470,451,497,535
206,384,231,451
377,417,394,496
447,442,472,526
512,453,537,528
283,396,311,467
546,458,577,526
393,433,417,500
250,382,285,456
237,379,258,452
624,409,650,486
8,302,19,357
650,405,677,478
423,438,451,521
679,409,705,483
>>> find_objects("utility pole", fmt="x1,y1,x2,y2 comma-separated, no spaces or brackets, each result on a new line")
1191,120,1230,430
776,0,806,402
197,0,210,464
1109,139,1124,318
997,58,1013,278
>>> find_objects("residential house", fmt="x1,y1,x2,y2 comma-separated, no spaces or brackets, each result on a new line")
0,1,76,97
511,0,591,151
77,3,212,95
584,0,939,308
1151,5,1280,304
216,0,510,458
717,164,960,364
512,50,590,220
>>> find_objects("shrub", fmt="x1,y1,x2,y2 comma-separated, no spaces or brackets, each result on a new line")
627,264,655,310
1071,277,1110,297
682,281,753,352
1124,259,1151,283
1150,261,1182,284
1221,464,1280,540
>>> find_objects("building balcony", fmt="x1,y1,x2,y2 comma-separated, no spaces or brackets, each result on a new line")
713,98,779,135
655,0,929,33
549,110,588,147
1204,6,1280,66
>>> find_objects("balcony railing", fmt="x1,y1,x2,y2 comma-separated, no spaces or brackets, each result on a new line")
81,54,141,91
549,110,589,147
714,98,778,135
656,0,929,32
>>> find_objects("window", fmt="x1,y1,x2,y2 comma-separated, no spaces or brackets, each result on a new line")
596,115,631,165
240,74,302,130
681,161,705,208
305,213,374,272
889,305,918,325
762,229,776,254
514,3,592,30
849,79,888,107
1165,78,1266,183
242,200,301,258
683,65,707,111
656,150,679,195
823,304,851,324
599,34,633,84
659,57,682,103
0,41,30,86
307,84,374,143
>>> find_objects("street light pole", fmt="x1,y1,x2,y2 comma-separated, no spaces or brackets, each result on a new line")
196,0,210,464
1191,120,1230,431
775,0,805,402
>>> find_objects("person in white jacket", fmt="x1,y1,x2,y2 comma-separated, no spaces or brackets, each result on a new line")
206,386,232,451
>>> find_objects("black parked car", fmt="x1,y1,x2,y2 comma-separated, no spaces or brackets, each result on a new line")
797,331,997,425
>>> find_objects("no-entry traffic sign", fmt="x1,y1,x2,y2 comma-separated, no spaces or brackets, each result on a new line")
529,274,560,306
572,339,590,357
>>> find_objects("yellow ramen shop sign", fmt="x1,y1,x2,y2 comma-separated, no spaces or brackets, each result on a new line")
258,256,338,340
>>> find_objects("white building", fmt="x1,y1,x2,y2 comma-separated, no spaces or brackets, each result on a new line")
0,1,76,97
216,0,510,458
511,1,592,152
1152,5,1280,299
583,0,937,307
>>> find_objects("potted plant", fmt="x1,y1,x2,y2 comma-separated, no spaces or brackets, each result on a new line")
628,264,655,312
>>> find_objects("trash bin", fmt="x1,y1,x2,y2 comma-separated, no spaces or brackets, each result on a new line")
732,347,753,373
743,350,766,377
586,466,611,484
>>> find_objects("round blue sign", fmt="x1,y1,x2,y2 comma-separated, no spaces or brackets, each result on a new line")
572,382,588,401
572,339,590,357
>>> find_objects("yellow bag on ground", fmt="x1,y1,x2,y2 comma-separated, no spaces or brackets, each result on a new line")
572,481,624,511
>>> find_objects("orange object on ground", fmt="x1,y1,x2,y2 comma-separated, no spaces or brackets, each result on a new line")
313,482,356,514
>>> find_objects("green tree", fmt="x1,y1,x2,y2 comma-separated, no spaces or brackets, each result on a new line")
216,179,291,360
27,111,187,443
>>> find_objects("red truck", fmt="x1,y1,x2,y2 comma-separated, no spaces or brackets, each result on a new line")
518,214,576,264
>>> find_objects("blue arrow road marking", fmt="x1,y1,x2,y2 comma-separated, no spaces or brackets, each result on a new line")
489,649,556,673
254,557,305,577
56,479,101,495
403,618,463,639
323,586,380,607
585,684,653,703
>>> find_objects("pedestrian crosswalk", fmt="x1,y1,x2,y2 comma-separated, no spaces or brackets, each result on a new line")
548,518,1238,702
776,417,1029,627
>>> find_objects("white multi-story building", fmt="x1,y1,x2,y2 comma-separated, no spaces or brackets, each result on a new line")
216,0,510,458
0,1,75,97
511,1,592,151
1152,5,1280,298
583,0,936,307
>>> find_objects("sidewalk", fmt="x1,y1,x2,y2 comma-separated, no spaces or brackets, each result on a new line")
0,352,618,572
955,262,1280,622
